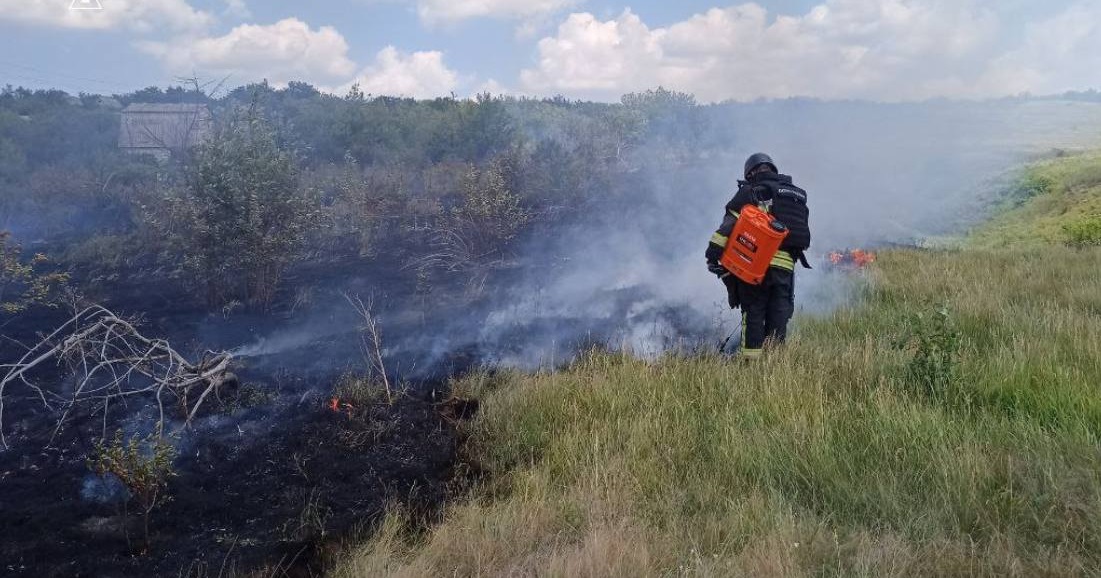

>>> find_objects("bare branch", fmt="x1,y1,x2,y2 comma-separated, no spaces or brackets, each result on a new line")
342,293,392,404
0,305,233,448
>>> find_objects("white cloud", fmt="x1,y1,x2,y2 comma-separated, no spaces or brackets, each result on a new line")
521,11,663,95
976,2,1101,96
520,1,1032,102
0,0,213,32
139,18,357,87
136,15,463,98
344,46,459,98
415,0,578,24
475,78,510,95
222,0,251,19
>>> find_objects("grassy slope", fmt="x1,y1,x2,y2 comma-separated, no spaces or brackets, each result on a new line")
969,150,1101,248
334,156,1101,577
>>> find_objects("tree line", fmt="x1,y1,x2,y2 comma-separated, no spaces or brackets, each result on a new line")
0,83,704,310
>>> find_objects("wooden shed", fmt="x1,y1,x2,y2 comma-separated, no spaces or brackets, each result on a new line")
118,103,212,159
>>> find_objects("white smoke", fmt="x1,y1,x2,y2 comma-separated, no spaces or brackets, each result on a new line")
460,99,1101,369
222,99,1101,376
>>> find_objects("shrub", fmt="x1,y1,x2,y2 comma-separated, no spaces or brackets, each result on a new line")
0,230,68,313
897,305,962,398
450,160,532,248
88,431,177,553
147,102,320,308
411,160,532,294
1063,215,1101,247
1007,171,1054,207
317,158,387,257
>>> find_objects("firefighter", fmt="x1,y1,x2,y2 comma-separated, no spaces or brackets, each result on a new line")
706,153,811,358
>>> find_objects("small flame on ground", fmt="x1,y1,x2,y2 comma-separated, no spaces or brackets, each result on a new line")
328,397,355,414
828,248,877,269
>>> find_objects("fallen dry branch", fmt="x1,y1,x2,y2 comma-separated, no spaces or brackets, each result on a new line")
0,304,233,448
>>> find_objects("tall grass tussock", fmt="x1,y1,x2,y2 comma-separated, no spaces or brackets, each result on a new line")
333,154,1101,577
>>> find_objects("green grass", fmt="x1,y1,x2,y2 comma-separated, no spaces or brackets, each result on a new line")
332,156,1101,577
970,151,1101,248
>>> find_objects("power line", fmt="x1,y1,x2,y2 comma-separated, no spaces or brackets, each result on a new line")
0,59,129,89
0,60,177,93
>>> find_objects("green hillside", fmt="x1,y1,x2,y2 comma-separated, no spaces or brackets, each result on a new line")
971,151,1101,248
334,154,1101,577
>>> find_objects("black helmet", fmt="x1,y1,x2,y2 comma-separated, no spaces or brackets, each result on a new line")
744,152,777,178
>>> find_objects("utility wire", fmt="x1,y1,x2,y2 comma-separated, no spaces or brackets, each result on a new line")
0,59,176,94
0,59,131,89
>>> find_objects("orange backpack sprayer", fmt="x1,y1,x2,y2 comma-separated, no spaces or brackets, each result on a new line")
720,204,789,285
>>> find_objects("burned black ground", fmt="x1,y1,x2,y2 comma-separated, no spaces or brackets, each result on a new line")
0,218,712,578
0,256,480,578
1,373,474,577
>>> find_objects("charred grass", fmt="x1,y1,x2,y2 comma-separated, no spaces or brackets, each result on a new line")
0,382,467,578
333,246,1101,577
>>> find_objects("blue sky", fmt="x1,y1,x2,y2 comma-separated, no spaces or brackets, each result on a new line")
0,0,1098,101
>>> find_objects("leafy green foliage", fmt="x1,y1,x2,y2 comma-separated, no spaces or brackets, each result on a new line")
897,305,962,398
313,156,399,258
0,81,673,306
412,160,533,289
148,103,320,308
88,430,177,552
1063,215,1101,247
0,231,68,313
452,161,532,245
621,87,704,152
0,81,717,310
1008,171,1054,206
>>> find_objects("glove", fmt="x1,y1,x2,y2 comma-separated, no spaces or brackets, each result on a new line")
707,261,729,278
722,275,741,309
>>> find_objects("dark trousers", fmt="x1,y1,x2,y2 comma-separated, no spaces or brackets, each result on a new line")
738,268,795,357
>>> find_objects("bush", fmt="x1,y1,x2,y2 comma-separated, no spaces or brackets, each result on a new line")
314,156,404,258
1008,171,1055,206
1063,215,1101,247
897,305,962,398
147,102,320,308
0,230,68,313
88,431,177,552
411,160,532,293
451,160,532,248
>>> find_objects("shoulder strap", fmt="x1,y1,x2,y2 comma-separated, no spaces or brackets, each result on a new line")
797,252,812,269
752,182,771,211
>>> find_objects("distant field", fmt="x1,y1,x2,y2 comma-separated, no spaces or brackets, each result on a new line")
330,155,1101,576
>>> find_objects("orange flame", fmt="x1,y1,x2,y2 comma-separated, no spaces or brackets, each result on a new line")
852,249,876,267
827,249,877,270
329,397,356,414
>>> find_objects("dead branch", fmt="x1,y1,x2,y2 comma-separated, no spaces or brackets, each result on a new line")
0,304,233,448
343,293,392,403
